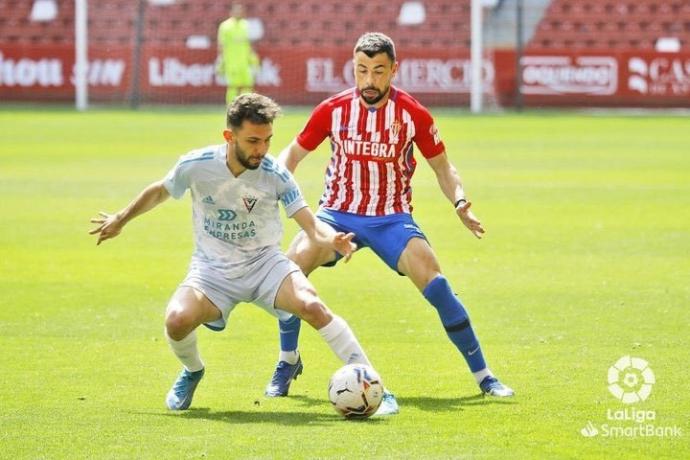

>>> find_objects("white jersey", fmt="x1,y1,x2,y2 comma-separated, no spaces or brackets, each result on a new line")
163,144,307,279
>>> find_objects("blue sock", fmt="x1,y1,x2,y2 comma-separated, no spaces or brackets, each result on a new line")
279,315,301,352
422,275,487,373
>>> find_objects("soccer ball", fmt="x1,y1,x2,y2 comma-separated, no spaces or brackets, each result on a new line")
328,363,384,419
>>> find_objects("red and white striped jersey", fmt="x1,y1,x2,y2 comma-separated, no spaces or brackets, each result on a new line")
296,86,445,216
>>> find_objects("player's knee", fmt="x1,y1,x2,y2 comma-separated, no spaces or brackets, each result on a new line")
421,271,442,290
165,309,196,340
296,297,331,328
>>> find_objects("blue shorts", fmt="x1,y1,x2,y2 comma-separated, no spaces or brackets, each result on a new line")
316,208,427,274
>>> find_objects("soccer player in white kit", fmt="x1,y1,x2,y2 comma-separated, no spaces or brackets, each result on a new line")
90,93,379,411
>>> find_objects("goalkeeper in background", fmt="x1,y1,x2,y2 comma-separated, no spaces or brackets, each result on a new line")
217,4,259,104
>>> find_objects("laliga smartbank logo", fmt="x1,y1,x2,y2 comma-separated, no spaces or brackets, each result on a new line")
607,355,655,404
580,356,682,439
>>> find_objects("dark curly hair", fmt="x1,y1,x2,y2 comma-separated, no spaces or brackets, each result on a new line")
226,93,281,129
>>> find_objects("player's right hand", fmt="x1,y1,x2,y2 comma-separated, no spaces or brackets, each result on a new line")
89,211,123,245
333,232,357,262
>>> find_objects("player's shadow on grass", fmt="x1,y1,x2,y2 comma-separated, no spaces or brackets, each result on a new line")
137,395,387,426
164,407,338,425
399,393,517,412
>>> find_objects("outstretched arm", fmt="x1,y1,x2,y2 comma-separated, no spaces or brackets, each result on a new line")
89,180,170,245
291,207,356,261
277,140,311,173
427,152,485,239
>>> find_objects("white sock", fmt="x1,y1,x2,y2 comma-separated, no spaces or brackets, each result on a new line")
473,367,493,384
279,350,300,365
318,315,372,367
165,328,204,372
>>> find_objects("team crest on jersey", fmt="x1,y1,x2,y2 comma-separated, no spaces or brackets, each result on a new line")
242,195,258,213
389,120,402,139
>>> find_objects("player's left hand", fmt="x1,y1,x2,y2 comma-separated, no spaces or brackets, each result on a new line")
456,201,485,239
333,232,357,262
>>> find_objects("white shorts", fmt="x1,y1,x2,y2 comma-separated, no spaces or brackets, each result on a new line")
179,250,300,331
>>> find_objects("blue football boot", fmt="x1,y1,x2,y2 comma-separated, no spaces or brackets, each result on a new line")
373,389,400,416
264,357,304,397
166,368,205,410
479,376,514,397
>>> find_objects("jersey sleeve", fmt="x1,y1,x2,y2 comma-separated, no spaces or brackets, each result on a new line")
295,100,332,151
277,169,308,217
412,104,446,159
162,156,191,199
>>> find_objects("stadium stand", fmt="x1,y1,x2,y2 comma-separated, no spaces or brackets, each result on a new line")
529,0,690,50
3,1,689,107
0,0,473,49
2,0,688,52
0,0,72,44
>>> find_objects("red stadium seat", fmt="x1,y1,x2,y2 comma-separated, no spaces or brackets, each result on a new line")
529,0,689,51
5,0,684,53
0,0,475,50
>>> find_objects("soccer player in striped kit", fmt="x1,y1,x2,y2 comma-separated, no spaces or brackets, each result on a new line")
265,32,514,413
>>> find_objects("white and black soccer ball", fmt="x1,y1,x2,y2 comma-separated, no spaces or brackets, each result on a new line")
328,364,384,419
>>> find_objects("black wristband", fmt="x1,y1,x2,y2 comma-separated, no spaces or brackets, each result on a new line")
454,198,467,208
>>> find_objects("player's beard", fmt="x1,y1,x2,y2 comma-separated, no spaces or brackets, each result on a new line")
360,84,390,105
234,141,262,170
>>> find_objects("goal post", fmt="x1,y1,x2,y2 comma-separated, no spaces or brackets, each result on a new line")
470,0,483,113
74,0,88,111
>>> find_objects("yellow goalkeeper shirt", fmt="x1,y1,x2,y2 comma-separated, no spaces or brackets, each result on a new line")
217,17,256,72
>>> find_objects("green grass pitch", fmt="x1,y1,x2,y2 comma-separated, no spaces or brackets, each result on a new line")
1,106,688,459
